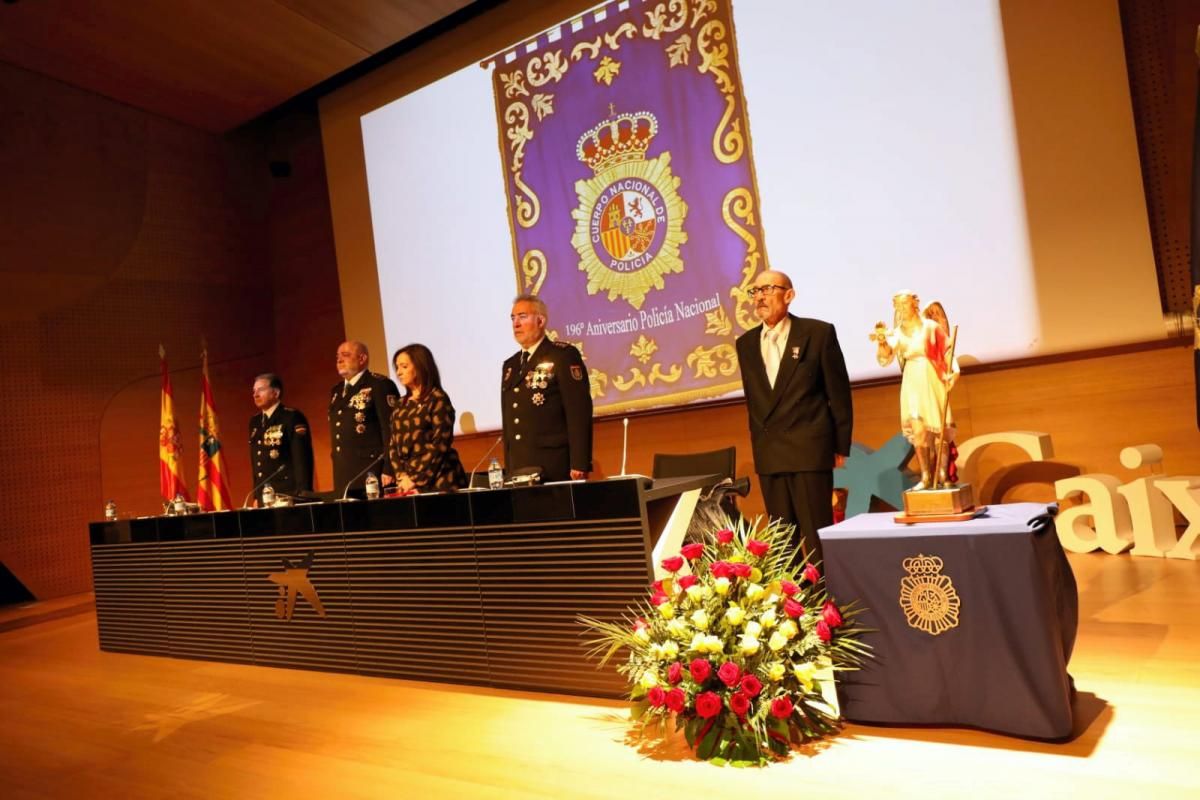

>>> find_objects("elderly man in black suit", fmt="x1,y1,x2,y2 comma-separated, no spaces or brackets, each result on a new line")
735,270,853,563
329,340,401,497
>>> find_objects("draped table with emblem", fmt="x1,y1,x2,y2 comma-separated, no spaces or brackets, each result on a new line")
818,502,1078,739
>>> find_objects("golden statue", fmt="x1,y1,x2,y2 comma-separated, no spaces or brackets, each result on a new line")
871,291,960,492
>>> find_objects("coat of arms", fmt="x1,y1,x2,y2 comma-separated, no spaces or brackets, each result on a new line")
570,112,688,309
898,554,961,636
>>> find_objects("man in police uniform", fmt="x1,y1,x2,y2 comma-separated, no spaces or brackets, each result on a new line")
329,340,401,497
249,373,314,504
501,294,593,483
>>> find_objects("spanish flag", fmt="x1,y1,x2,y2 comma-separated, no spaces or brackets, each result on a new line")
197,348,233,511
158,345,190,503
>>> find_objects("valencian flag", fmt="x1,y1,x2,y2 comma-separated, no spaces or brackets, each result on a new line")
158,345,190,503
197,347,233,511
485,0,768,414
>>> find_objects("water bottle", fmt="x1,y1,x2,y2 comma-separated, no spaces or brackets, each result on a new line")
488,458,504,490
365,471,380,500
104,500,118,521
261,483,276,507
172,493,187,515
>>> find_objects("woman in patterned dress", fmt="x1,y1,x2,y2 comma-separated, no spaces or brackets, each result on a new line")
388,344,467,493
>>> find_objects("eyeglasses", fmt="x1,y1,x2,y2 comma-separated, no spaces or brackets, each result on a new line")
747,285,788,298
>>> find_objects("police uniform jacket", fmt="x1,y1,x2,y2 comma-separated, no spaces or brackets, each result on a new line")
501,337,593,482
329,370,401,493
248,405,314,502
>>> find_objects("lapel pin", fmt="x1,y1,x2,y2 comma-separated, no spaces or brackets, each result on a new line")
791,346,800,360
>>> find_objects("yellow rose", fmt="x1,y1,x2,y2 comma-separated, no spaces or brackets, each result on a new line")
749,567,763,583
744,620,762,638
660,640,679,659
633,626,650,644
640,670,660,689
779,620,799,640
690,609,710,631
688,633,707,652
793,661,817,692
738,634,761,656
702,634,724,654
667,618,690,639
768,631,788,652
724,604,746,627
766,661,786,682
728,554,746,564
714,577,731,596
745,583,765,602
685,584,705,603
760,608,778,629
658,602,676,620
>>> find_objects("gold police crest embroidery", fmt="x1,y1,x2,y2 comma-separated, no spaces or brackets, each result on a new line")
570,111,688,310
898,554,961,636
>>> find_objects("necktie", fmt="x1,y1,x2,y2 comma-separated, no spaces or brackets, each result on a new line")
764,329,781,388
342,381,349,398
520,351,530,371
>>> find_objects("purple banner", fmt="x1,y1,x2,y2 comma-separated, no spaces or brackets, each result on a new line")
488,0,767,414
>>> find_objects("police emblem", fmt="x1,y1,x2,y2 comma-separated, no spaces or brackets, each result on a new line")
570,112,688,310
898,554,961,636
570,365,583,381
532,392,545,406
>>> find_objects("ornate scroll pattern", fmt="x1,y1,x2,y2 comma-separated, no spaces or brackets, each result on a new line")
571,37,603,62
594,56,622,85
642,0,687,40
604,22,638,50
548,333,608,399
613,362,683,391
666,35,691,66
697,21,743,164
686,343,738,378
521,249,547,295
528,49,568,86
704,303,732,336
722,187,764,331
500,52,572,230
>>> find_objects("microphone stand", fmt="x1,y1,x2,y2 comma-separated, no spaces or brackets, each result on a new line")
339,454,385,501
242,464,286,509
467,435,504,489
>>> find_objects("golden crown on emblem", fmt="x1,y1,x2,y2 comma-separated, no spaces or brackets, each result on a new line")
575,111,659,173
901,555,944,575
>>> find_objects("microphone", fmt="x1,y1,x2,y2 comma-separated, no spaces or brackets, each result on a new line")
340,453,386,501
242,464,285,509
467,435,504,489
620,417,629,477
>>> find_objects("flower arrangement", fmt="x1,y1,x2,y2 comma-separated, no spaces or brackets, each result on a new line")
580,515,869,766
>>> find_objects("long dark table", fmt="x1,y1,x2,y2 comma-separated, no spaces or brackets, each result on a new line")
88,476,713,698
818,502,1078,739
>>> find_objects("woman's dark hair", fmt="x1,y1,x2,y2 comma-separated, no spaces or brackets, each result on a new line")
392,343,443,393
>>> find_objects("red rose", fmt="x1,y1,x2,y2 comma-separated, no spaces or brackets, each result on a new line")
667,661,683,685
716,528,734,544
731,562,752,579
769,696,794,719
632,617,649,632
652,579,664,592
661,555,685,573
780,580,799,596
709,561,734,579
729,691,751,716
650,591,669,606
647,686,666,707
784,598,805,618
689,658,712,683
803,564,821,584
681,542,705,560
822,601,844,628
677,574,698,590
817,620,832,642
695,691,723,718
665,687,686,713
717,661,741,687
746,539,770,557
740,674,762,697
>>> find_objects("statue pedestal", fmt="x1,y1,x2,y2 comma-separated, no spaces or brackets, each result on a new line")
895,483,981,524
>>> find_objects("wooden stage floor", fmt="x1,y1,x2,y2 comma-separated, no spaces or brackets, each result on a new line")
1,551,1197,799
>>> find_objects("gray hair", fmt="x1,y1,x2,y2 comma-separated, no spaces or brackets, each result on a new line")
512,294,548,321
254,373,283,394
